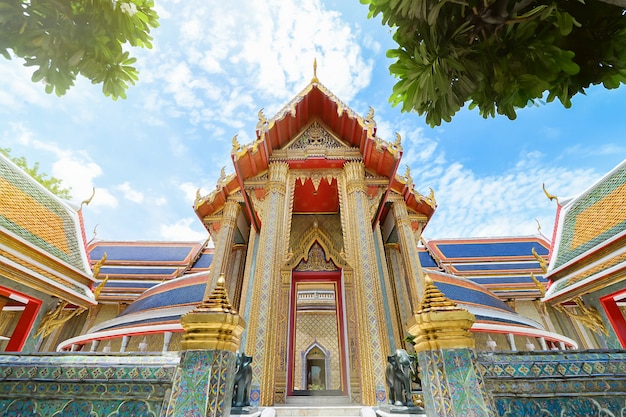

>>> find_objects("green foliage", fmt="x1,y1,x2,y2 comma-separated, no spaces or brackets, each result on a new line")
0,0,159,99
361,0,626,126
0,148,72,200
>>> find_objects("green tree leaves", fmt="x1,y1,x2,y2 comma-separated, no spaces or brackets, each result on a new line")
361,0,626,126
0,0,159,99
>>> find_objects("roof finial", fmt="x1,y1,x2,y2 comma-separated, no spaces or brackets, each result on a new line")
312,58,319,83
542,183,559,205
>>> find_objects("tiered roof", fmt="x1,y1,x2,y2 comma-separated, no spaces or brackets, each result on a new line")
88,241,211,303
544,159,626,302
420,236,550,298
194,75,436,232
0,154,95,307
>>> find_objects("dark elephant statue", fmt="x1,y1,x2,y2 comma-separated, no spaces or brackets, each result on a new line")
232,352,253,407
385,349,414,406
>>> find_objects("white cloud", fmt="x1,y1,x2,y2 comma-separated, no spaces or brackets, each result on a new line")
179,182,200,203
139,0,372,129
89,188,119,209
115,182,145,204
416,153,600,240
160,217,208,241
52,154,105,201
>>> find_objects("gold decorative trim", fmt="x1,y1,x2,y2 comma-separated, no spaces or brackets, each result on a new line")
181,275,245,352
34,301,86,339
284,223,349,271
530,273,546,296
531,247,548,273
408,275,476,352
543,183,560,205
554,297,608,336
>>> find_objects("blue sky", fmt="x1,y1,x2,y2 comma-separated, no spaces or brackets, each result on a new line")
1,0,625,244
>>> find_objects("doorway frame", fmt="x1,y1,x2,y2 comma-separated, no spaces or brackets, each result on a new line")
287,270,348,396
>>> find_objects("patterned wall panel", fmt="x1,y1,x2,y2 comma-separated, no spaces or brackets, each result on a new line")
479,350,626,417
0,353,178,417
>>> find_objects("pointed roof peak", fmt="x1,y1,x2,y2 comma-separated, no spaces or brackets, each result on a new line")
312,58,319,83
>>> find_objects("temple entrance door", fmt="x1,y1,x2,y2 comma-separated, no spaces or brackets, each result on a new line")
287,270,348,397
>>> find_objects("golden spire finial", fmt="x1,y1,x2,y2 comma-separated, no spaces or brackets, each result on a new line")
542,183,559,205
403,165,414,190
200,274,237,314
531,247,548,273
530,272,546,297
394,132,402,148
257,108,267,130
231,134,241,153
80,187,96,210
92,252,107,278
416,275,458,313
312,58,319,83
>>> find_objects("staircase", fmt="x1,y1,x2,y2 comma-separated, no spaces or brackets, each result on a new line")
271,405,363,417
270,396,362,417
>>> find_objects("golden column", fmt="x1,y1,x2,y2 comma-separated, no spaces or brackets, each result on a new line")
407,276,494,417
244,161,290,405
204,200,242,296
341,161,388,405
392,198,426,311
383,242,412,346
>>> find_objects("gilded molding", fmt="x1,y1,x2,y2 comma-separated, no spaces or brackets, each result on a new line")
530,273,547,296
257,108,268,131
407,276,476,352
34,301,86,339
554,297,609,336
267,162,290,194
281,174,297,262
249,191,267,223
283,223,349,271
181,275,245,352
231,134,262,161
194,170,237,209
294,170,338,192
344,161,365,185
531,247,548,273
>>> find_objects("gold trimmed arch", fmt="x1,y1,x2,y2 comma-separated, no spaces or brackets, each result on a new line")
283,224,351,273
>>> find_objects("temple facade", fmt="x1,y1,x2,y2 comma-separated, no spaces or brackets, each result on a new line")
1,73,625,414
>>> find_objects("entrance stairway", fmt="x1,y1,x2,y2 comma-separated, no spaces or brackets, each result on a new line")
271,396,362,417
271,405,363,417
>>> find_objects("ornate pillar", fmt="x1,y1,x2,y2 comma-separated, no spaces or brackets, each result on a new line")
374,224,400,350
204,200,242,296
384,242,412,346
407,276,494,417
244,162,290,406
392,199,426,311
341,161,388,405
228,244,247,311
166,276,245,417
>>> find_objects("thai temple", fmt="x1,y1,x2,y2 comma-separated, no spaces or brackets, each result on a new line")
1,71,625,417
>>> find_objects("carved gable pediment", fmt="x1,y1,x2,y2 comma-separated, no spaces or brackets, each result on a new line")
284,121,348,152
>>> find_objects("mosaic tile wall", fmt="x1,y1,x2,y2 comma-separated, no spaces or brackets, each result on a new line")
478,350,626,417
0,353,179,417
418,348,492,417
164,350,236,417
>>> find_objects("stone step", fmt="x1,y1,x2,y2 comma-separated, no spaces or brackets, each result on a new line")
284,396,352,406
270,406,363,417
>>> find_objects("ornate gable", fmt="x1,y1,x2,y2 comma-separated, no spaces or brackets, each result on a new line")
285,122,348,152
